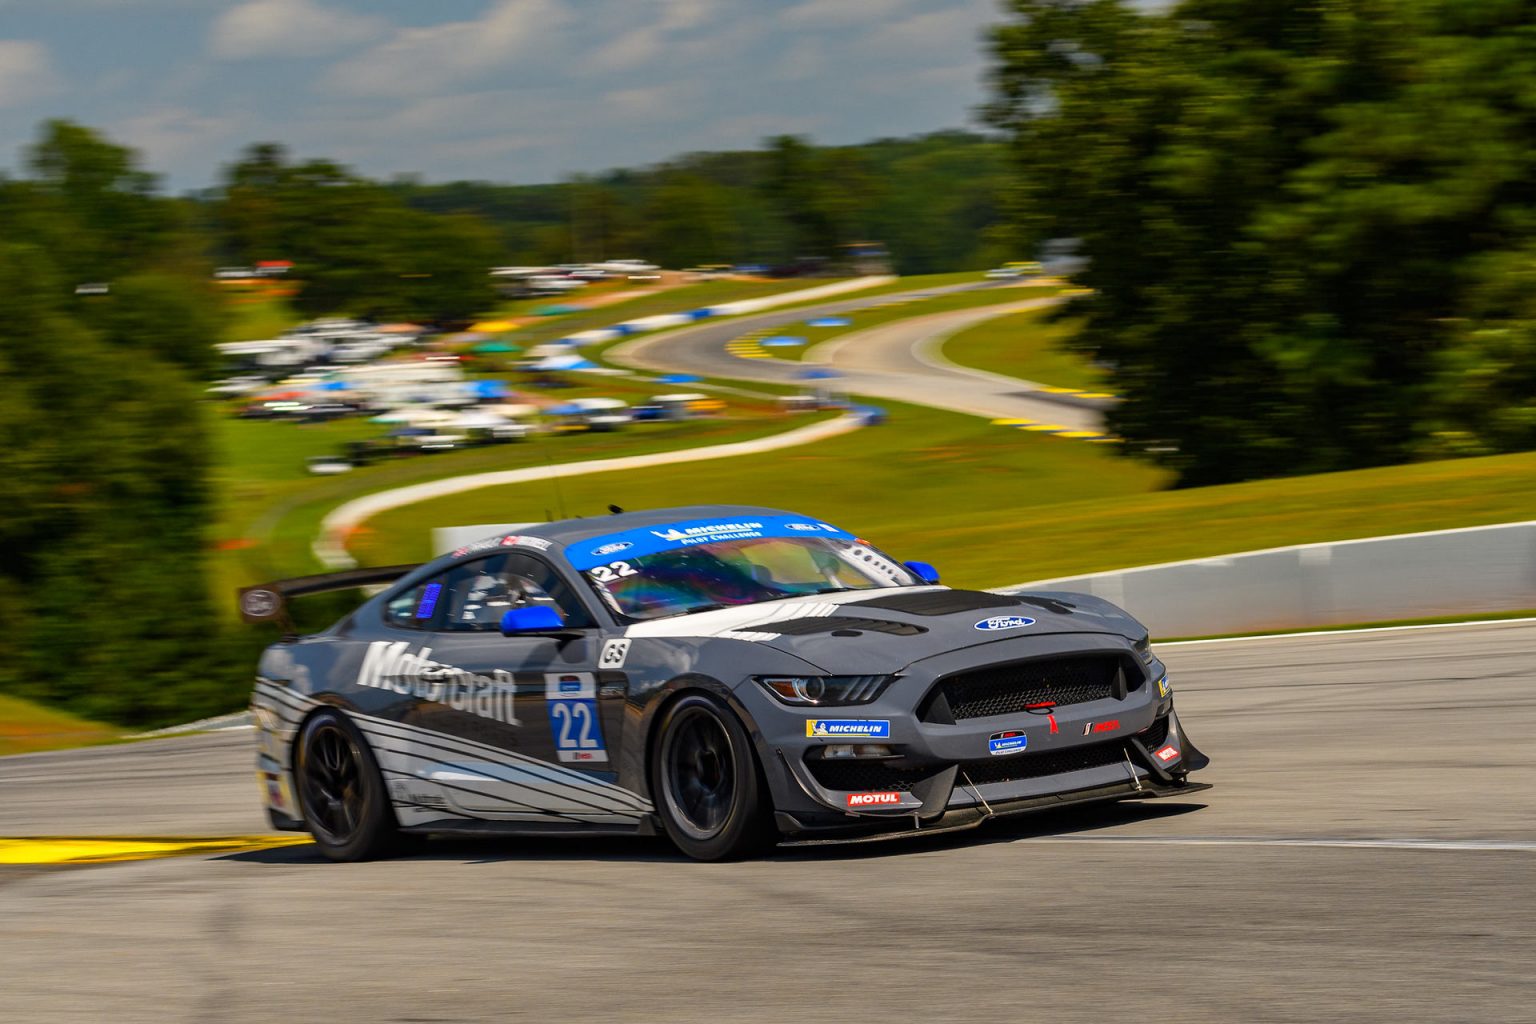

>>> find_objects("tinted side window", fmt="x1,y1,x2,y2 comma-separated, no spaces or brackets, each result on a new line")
503,552,596,629
435,552,597,632
440,556,520,632
383,575,449,631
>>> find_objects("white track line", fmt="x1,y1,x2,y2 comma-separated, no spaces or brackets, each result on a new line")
1158,616,1536,647
313,412,864,569
1022,835,1536,853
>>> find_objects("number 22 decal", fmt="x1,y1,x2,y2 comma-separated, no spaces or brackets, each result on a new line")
551,702,598,749
587,560,638,583
543,672,609,764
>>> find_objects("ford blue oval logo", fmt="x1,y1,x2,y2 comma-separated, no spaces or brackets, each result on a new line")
974,615,1036,631
591,541,633,557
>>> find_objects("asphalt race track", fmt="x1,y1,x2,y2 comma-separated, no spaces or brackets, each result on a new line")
2,620,1533,1023
612,281,1109,430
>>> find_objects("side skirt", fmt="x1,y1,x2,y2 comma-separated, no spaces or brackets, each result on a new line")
400,814,663,839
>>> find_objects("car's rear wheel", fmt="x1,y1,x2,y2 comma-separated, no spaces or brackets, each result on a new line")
295,709,405,861
652,694,772,861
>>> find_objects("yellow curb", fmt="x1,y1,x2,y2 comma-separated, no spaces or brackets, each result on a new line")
1077,392,1117,400
1022,424,1067,432
991,418,1034,426
1055,430,1103,439
0,835,311,865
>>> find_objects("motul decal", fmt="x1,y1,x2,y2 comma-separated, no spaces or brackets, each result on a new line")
846,791,901,807
1155,745,1179,762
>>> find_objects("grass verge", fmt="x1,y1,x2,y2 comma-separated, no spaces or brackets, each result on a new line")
0,694,122,756
350,399,1169,570
213,408,837,601
351,396,1536,592
940,307,1106,391
1161,609,1536,643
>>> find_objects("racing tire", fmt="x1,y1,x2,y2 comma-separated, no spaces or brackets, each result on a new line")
651,693,773,862
295,709,407,862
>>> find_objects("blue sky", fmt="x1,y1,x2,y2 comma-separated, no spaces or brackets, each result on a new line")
0,0,1001,191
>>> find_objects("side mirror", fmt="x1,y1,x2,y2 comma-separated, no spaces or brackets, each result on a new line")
500,605,566,636
904,560,940,585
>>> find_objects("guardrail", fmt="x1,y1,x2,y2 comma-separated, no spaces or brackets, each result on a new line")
996,521,1536,638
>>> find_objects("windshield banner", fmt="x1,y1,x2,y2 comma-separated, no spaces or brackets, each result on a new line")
569,515,856,569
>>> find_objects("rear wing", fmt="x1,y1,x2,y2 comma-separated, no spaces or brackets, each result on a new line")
237,564,421,628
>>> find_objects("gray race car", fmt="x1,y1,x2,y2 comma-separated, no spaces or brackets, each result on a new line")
244,504,1209,861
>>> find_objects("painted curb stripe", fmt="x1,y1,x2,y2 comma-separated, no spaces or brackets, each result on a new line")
0,835,310,865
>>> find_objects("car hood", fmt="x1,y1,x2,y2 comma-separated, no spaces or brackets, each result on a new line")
622,586,1145,675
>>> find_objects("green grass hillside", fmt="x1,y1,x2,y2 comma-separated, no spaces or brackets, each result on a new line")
941,306,1106,392
0,694,122,756
351,398,1536,589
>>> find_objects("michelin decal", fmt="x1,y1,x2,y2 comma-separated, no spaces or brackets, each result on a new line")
806,719,891,739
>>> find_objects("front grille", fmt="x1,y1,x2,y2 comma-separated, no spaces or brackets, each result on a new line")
805,758,929,793
928,654,1133,721
957,738,1127,787
804,737,1130,794
1135,715,1169,751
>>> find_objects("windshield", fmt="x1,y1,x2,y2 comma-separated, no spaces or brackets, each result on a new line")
568,516,919,621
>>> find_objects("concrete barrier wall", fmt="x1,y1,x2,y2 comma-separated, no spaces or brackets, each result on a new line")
996,521,1536,638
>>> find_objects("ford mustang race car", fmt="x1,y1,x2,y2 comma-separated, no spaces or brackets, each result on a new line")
244,505,1209,861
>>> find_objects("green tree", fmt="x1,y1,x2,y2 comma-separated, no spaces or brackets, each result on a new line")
217,147,504,322
0,242,229,725
988,0,1536,485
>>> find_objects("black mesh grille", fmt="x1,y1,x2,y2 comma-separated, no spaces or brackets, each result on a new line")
805,738,1129,793
957,739,1127,786
1135,715,1169,751
932,654,1130,721
805,759,930,792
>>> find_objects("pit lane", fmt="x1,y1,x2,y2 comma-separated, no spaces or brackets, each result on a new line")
1,620,1532,1023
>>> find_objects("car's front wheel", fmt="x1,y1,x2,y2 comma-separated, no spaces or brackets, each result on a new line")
651,693,772,861
295,709,405,861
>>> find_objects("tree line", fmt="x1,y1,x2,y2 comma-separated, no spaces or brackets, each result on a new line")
989,0,1536,486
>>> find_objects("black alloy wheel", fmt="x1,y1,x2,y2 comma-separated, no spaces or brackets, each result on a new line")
296,709,406,861
652,693,772,861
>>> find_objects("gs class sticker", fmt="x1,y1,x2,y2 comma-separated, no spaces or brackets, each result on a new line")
544,672,608,763
599,638,631,668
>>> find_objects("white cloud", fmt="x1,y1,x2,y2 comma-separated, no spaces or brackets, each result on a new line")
209,0,386,60
322,0,574,98
116,107,234,171
0,39,60,107
781,0,919,28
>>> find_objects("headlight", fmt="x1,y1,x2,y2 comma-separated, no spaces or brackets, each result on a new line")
1133,635,1155,665
754,675,894,706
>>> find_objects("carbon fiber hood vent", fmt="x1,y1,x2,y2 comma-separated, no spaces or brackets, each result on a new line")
756,616,927,637
847,589,1025,617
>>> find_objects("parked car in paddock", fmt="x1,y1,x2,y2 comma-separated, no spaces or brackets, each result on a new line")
243,505,1209,861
